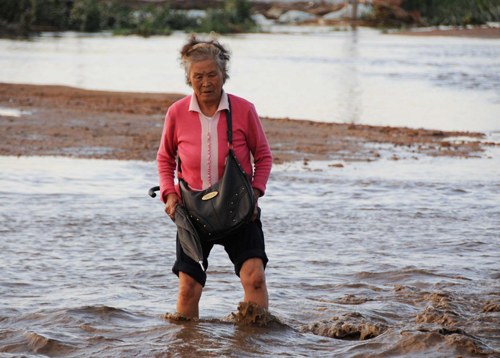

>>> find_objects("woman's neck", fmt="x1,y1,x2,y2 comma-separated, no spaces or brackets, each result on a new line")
197,96,220,118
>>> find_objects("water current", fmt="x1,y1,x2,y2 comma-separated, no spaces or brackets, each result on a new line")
1,26,500,357
0,28,499,131
1,144,499,356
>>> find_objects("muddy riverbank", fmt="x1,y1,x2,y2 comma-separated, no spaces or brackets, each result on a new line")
0,83,490,163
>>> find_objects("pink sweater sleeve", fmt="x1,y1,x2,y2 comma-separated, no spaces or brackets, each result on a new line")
245,104,273,196
157,107,178,203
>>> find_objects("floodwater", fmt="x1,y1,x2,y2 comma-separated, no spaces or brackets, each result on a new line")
1,28,499,131
1,27,500,357
1,143,500,356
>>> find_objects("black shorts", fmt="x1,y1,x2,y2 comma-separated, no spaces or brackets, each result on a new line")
172,208,268,287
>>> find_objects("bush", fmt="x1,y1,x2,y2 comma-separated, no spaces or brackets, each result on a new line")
0,0,32,24
109,4,198,37
196,0,258,34
0,0,70,35
35,0,69,29
402,0,500,26
140,5,198,32
69,0,103,32
0,0,36,35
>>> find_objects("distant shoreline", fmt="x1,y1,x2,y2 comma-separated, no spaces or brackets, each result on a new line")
0,83,492,163
395,26,500,39
3,25,500,40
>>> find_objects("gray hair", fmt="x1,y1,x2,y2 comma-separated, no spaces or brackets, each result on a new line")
180,34,231,86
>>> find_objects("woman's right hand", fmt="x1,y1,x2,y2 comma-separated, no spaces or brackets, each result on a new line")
165,193,181,219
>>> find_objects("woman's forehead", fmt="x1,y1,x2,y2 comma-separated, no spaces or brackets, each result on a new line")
190,59,220,74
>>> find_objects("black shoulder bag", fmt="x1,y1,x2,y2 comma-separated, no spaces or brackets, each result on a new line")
178,97,256,241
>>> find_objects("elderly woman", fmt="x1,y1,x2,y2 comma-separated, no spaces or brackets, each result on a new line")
157,35,273,318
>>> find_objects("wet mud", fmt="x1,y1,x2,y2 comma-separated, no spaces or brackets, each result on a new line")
0,83,491,163
483,301,500,313
165,302,280,327
301,312,387,340
415,292,462,326
165,312,200,322
398,287,500,356
224,302,280,326
166,302,388,342
415,327,496,356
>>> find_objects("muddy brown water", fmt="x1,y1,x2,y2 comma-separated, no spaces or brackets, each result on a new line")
1,27,500,357
1,149,499,357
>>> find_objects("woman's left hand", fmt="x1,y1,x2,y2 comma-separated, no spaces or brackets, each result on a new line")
251,188,262,221
165,193,181,219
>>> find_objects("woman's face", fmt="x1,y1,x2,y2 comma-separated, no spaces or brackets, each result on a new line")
189,59,224,106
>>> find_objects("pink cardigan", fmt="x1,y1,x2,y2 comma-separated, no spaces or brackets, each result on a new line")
157,92,273,203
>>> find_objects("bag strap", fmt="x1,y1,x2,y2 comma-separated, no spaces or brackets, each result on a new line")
178,95,232,175
226,96,233,147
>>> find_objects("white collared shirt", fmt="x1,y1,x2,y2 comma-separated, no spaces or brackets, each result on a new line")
188,90,230,189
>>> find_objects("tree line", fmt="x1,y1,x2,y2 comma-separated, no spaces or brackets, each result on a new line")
402,0,500,26
1,0,499,38
0,0,257,37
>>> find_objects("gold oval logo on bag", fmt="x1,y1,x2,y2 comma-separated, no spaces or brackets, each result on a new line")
202,191,219,201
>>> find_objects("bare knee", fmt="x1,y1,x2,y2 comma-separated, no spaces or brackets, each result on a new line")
178,273,202,304
240,259,266,290
246,271,266,290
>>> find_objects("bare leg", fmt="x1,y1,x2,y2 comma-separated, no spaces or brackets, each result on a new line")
239,258,268,309
177,272,203,318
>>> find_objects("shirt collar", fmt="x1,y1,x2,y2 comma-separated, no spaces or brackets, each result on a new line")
189,90,229,115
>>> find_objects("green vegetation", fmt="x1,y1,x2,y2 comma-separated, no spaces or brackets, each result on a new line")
106,3,199,37
0,0,258,38
0,0,68,36
402,0,500,26
197,0,258,34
